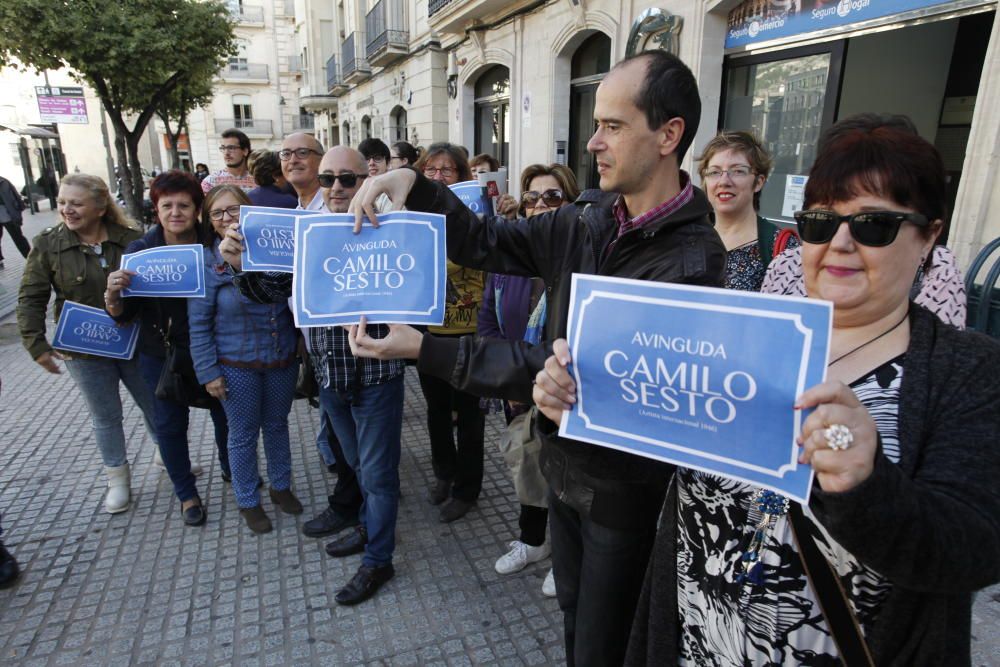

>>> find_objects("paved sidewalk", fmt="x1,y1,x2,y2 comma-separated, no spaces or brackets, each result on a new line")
0,210,997,666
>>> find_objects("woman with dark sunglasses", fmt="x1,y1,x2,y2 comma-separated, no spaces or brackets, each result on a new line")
533,114,1000,665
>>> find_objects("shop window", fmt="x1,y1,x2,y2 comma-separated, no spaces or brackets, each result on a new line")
569,33,611,190
474,65,510,166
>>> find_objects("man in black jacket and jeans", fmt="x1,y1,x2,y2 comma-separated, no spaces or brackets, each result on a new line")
348,51,726,665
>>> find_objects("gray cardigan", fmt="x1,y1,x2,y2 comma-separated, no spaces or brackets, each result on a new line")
625,305,1000,666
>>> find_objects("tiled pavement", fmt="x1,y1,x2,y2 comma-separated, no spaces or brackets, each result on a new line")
0,209,997,666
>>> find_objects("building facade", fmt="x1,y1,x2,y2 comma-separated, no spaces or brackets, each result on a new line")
295,0,998,266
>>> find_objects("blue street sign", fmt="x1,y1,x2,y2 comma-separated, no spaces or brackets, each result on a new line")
52,301,140,360
239,205,323,272
120,244,205,297
449,181,491,217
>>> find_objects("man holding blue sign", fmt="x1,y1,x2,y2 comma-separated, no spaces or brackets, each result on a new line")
219,146,406,607
349,51,725,664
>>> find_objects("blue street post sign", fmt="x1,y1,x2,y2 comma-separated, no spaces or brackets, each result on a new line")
239,205,323,272
292,211,447,327
559,274,832,503
120,244,205,297
52,301,140,360
449,181,491,217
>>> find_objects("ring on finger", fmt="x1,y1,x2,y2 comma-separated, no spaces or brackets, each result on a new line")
824,423,853,451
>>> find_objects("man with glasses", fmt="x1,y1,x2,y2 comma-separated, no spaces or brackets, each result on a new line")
201,129,255,193
358,138,391,178
278,133,326,210
219,146,406,606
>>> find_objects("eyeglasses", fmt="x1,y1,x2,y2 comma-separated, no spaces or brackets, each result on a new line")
317,173,367,188
522,189,565,209
390,155,403,161
703,166,754,182
278,147,323,161
367,156,387,163
423,166,456,178
219,145,244,153
793,210,931,247
209,205,241,221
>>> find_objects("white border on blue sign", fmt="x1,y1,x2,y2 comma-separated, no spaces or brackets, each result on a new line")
241,209,299,272
52,301,140,360
121,245,205,297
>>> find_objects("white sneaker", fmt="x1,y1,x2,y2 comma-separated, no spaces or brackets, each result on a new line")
495,540,551,574
542,568,556,597
153,449,203,476
105,464,131,514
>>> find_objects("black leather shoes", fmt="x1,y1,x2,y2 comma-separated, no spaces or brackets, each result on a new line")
302,506,359,538
439,498,474,523
181,497,207,527
335,563,395,605
325,526,367,557
428,478,450,505
0,542,20,589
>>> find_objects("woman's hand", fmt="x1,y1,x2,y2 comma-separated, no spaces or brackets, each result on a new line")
346,316,423,359
532,339,576,423
105,269,136,305
218,225,244,270
796,380,879,493
35,350,65,374
495,194,519,219
205,376,227,400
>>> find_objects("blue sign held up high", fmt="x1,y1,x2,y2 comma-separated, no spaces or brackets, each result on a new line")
120,244,205,298
52,301,140,360
449,181,491,217
292,211,447,327
239,205,324,272
559,274,832,503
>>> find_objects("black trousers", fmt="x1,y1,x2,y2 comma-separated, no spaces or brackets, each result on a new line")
320,409,363,518
0,223,30,260
548,490,657,667
418,370,485,502
519,504,548,547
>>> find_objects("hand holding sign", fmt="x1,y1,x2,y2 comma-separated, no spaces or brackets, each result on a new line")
219,226,245,270
351,169,417,233
346,315,424,360
532,339,576,423
120,244,206,298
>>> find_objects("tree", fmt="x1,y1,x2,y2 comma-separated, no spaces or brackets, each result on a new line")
0,0,235,219
157,70,215,170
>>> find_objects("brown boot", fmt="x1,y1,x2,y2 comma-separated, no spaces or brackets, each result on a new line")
240,505,272,534
269,487,304,515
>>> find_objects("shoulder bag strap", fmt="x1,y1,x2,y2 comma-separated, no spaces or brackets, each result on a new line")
788,503,876,667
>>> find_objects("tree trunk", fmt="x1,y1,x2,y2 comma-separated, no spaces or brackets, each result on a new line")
158,110,182,170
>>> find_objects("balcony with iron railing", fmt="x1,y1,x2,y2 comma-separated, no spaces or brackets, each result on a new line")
213,119,272,136
342,32,371,85
326,55,348,96
231,3,264,25
429,0,515,33
292,114,314,130
365,0,408,67
428,0,453,16
221,62,269,83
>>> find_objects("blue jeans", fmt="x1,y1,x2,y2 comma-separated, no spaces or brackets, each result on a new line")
315,408,337,467
137,353,229,501
64,355,158,468
219,363,298,508
320,376,404,567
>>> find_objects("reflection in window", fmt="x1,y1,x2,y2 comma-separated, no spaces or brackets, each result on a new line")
474,65,510,166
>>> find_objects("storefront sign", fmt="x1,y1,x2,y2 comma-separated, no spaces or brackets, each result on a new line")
449,181,491,217
239,206,322,272
52,301,139,359
292,211,446,327
559,274,831,502
782,175,809,217
725,0,957,48
120,244,206,297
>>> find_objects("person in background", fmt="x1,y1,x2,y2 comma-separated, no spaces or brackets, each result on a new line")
470,153,500,175
104,171,229,527
17,173,159,514
0,376,20,589
246,150,298,209
389,141,420,170
201,129,255,193
0,174,30,269
188,185,301,535
358,138,391,178
413,143,486,523
481,163,580,598
697,130,797,291
194,163,210,182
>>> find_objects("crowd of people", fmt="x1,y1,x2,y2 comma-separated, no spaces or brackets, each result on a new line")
5,48,999,665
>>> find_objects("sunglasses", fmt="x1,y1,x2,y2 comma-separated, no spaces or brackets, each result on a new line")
793,210,930,247
317,172,366,188
522,189,565,209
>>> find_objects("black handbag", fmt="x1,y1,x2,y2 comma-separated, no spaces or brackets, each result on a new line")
153,302,219,410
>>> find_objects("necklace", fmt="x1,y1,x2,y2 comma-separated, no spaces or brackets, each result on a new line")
828,310,909,367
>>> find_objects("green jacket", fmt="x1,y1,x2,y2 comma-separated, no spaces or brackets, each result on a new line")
17,221,141,359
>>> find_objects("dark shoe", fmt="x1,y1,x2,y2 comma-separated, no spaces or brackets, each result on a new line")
335,563,395,605
428,478,450,506
325,526,367,557
439,498,474,523
240,505,272,534
221,469,232,483
181,497,207,527
0,542,20,589
302,506,359,538
268,487,303,515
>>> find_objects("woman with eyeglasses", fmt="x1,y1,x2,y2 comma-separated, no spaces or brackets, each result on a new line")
104,171,230,526
17,173,157,514
389,141,420,170
480,163,580,597
697,131,798,291
413,144,488,523
616,116,1000,664
188,185,302,534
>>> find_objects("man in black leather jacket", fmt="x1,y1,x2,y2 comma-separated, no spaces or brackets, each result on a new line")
348,51,726,666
